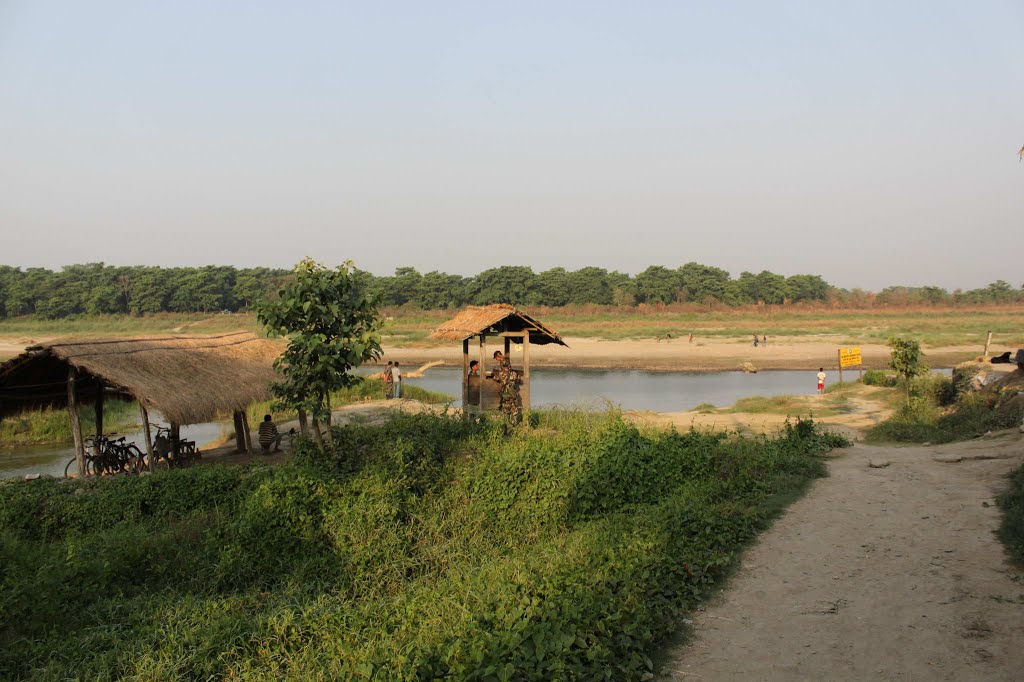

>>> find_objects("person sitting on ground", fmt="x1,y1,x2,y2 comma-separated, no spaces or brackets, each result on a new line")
258,414,282,453
469,360,480,376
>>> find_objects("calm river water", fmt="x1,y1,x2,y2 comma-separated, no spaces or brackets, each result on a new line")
1,367,949,479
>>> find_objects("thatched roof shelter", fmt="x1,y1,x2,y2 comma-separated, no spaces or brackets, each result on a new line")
430,304,567,346
430,305,566,414
0,332,280,425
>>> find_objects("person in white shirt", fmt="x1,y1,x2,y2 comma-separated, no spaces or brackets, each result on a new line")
392,361,402,399
816,367,826,394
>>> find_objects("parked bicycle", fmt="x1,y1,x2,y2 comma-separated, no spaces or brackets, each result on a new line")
150,424,202,469
63,434,145,478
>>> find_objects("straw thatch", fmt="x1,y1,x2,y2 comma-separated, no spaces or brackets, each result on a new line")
430,304,568,346
0,332,282,424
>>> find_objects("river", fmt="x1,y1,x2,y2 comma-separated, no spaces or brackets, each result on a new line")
1,368,948,479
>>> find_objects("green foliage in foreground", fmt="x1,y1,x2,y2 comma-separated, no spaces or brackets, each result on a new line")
867,387,1024,444
0,412,846,680
997,463,1024,565
0,399,139,447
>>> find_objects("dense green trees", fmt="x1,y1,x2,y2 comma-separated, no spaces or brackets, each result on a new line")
0,262,1019,319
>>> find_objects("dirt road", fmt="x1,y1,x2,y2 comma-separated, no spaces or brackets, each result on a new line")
661,433,1024,680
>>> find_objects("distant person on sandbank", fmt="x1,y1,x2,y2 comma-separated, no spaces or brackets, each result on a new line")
817,367,826,394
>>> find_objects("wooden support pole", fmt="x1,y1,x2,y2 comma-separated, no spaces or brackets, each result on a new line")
139,402,155,473
170,422,181,458
522,333,530,413
233,411,246,452
479,334,486,379
94,383,104,456
462,338,469,409
504,336,511,358
66,367,86,477
983,331,993,360
837,348,843,385
240,412,253,453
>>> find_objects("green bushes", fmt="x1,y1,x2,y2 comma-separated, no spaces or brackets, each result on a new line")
0,412,845,680
863,369,897,387
997,464,1024,564
868,389,1024,444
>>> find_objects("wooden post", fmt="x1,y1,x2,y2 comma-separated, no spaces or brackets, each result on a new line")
462,338,469,409
522,333,530,412
139,402,155,473
240,412,253,453
66,366,86,477
837,349,843,385
504,337,511,358
859,363,863,382
170,422,181,458
233,411,246,452
94,383,104,456
983,331,993,360
479,334,486,380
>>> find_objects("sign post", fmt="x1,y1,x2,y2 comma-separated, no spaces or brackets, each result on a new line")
839,346,863,384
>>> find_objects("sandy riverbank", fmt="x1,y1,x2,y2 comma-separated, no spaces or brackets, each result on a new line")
379,336,998,372
2,334,1010,372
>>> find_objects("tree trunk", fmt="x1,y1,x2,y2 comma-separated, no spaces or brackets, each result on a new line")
298,409,308,435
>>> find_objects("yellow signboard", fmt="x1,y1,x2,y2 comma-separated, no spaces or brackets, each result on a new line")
839,347,862,368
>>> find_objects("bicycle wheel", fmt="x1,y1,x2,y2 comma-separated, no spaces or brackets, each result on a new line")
64,457,78,478
125,444,145,474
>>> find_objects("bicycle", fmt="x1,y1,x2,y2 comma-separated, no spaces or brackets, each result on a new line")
63,434,145,477
150,424,202,469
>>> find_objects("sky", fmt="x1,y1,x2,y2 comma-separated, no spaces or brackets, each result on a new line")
1,1,1022,290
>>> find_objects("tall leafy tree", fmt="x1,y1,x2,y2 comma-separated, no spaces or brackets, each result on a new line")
257,259,383,447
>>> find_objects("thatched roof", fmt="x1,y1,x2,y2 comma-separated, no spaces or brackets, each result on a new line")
430,304,567,346
0,332,281,424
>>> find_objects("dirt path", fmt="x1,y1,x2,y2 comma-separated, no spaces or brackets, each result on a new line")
661,433,1024,680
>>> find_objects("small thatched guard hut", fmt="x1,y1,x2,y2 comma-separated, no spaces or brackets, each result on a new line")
0,332,280,475
430,304,567,414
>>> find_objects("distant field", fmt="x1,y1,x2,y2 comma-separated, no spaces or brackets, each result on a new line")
1,304,1022,351
377,304,1024,349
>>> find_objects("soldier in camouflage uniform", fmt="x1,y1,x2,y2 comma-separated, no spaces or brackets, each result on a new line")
491,351,523,427
383,361,395,399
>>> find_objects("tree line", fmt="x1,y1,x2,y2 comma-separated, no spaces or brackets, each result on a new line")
0,263,1020,319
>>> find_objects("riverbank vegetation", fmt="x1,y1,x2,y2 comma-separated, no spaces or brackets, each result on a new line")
997,464,1024,565
0,411,847,679
2,262,1022,320
0,399,140,448
866,373,1024,444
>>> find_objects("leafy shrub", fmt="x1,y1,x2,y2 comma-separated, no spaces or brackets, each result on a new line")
997,463,1024,564
863,369,897,387
0,412,845,680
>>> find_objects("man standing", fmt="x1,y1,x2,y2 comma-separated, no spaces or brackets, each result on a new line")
817,367,827,394
258,414,282,453
392,361,402,399
491,350,523,428
384,361,395,399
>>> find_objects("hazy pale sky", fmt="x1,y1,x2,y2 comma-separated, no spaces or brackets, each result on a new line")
1,1,1022,290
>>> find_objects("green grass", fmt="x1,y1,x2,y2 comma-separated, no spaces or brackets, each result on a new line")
0,399,141,447
712,391,854,418
997,464,1024,565
866,391,1024,444
0,411,847,680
